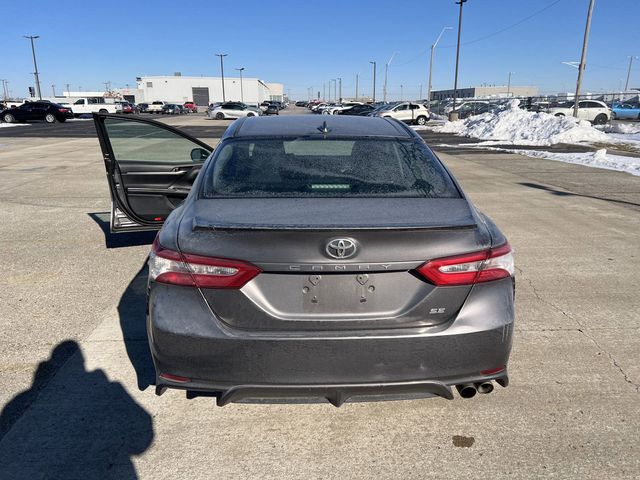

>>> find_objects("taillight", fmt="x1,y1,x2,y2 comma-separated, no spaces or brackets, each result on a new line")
149,238,261,289
416,243,514,286
58,108,67,113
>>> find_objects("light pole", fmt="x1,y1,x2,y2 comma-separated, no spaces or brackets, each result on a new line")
216,53,228,102
427,26,452,111
24,35,42,100
333,79,337,103
235,67,245,102
624,56,637,91
51,84,56,96
383,51,397,103
355,73,359,100
338,77,342,102
573,0,595,118
451,1,467,120
507,72,514,97
370,61,377,103
1,80,8,101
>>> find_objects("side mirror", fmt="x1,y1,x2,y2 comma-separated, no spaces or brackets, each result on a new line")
191,147,210,161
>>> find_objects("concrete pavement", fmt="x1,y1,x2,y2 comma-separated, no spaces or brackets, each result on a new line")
0,112,638,479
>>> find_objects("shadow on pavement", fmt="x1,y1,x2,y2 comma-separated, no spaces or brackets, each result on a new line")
118,264,156,391
518,182,640,209
0,341,153,479
88,212,157,249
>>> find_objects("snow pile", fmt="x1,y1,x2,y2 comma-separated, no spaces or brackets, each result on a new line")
597,122,640,135
431,100,609,146
507,148,640,176
0,123,31,128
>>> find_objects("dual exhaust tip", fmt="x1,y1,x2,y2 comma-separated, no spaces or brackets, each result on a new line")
456,381,494,399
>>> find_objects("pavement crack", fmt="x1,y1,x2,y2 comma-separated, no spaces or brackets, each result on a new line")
516,265,640,394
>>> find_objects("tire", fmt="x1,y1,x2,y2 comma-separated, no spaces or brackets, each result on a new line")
593,114,608,125
215,112,225,120
246,112,255,117
99,109,108,113
2,113,15,123
44,113,56,123
554,113,565,117
415,115,427,126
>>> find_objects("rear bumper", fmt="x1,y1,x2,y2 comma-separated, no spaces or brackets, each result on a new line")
148,278,514,404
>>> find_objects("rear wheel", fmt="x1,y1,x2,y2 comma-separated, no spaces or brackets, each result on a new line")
415,115,428,126
2,113,15,123
99,109,108,113
215,112,225,119
247,112,255,117
593,113,608,125
44,113,57,123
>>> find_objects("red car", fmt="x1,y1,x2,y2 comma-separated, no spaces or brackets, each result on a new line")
183,101,197,113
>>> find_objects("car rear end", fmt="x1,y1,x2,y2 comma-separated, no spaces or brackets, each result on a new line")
148,119,514,405
52,103,74,121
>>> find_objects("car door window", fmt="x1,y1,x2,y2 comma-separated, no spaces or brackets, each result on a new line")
395,104,409,111
74,99,85,105
103,118,210,164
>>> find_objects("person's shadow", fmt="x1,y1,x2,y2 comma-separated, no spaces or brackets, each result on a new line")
0,341,153,479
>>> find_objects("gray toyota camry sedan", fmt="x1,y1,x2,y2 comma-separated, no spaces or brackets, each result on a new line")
95,113,514,406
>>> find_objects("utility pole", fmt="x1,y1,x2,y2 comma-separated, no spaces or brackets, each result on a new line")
428,26,452,111
65,83,70,97
451,1,467,120
573,0,595,118
355,73,359,100
338,77,342,102
624,56,637,91
370,61,377,103
507,72,514,97
235,67,245,102
216,53,228,102
383,52,397,103
24,35,42,100
103,81,110,93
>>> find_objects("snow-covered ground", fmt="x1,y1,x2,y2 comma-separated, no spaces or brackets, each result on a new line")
501,148,640,176
0,123,31,128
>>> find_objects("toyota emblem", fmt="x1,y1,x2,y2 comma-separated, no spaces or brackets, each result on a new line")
325,238,357,259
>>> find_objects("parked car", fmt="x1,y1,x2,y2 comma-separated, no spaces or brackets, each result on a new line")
183,101,198,113
295,101,308,107
208,102,261,119
263,104,279,115
547,100,610,125
138,103,150,113
118,102,135,114
69,97,121,116
611,103,640,120
338,104,375,116
93,113,514,405
456,102,498,119
162,104,182,115
373,102,431,125
147,101,166,114
1,101,74,123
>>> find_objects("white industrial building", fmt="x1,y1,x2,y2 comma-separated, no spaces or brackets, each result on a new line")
128,75,285,106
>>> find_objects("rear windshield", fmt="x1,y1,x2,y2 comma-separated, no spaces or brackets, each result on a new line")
202,137,460,198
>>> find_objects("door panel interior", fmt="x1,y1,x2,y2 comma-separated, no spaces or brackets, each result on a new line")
94,114,212,231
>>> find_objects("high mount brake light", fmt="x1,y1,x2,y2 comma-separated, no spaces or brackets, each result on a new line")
148,238,261,289
416,243,514,286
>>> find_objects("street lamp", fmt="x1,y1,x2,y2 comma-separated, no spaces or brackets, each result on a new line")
338,77,342,102
383,51,397,102
235,67,245,102
370,61,377,103
356,74,359,100
216,53,228,102
451,1,467,120
507,72,514,97
23,35,42,99
332,79,337,103
427,26,452,111
572,0,595,118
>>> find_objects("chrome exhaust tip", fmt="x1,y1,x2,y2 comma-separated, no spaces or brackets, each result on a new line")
456,383,477,399
476,381,494,394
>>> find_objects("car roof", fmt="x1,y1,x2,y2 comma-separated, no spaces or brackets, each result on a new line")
224,114,414,139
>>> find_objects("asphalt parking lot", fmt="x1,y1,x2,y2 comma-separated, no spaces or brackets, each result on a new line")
0,108,639,478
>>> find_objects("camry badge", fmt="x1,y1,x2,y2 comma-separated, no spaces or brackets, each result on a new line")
325,238,357,259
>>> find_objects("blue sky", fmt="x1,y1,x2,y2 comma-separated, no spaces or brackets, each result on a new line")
1,0,638,100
